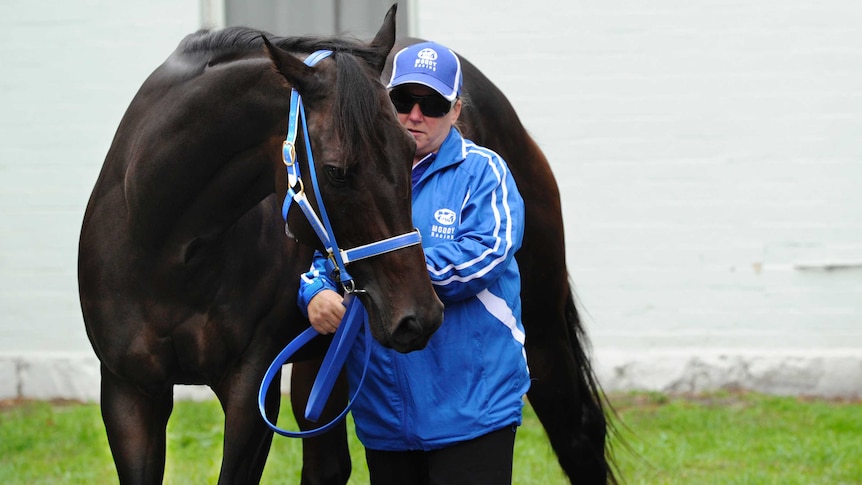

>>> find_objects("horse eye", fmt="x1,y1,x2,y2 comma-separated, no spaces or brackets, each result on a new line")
324,165,348,185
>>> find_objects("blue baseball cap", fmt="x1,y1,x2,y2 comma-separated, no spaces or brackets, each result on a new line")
387,41,463,101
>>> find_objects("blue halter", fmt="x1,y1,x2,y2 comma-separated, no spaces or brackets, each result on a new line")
259,50,421,438
279,50,421,291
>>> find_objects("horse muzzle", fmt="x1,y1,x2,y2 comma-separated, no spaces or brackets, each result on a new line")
387,299,444,353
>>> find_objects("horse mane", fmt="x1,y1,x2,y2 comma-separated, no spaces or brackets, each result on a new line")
177,26,268,53
178,27,384,70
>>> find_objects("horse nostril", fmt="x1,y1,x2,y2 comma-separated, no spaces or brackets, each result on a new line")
390,316,431,353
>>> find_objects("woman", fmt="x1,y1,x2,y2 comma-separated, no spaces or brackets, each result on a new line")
298,41,529,484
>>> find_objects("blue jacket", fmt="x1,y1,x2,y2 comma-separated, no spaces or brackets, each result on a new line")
298,127,530,451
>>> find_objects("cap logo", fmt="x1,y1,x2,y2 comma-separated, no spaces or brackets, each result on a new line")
414,48,439,71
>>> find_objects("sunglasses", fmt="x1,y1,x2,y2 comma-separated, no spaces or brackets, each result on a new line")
389,90,455,118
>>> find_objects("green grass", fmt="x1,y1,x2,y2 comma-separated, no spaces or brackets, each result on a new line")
2,391,861,484
608,391,862,484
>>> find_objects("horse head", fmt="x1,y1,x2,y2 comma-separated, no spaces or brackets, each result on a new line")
262,6,443,353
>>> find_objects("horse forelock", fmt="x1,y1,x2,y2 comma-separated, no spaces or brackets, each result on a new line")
331,52,392,169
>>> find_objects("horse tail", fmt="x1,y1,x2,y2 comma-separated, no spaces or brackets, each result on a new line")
565,281,621,485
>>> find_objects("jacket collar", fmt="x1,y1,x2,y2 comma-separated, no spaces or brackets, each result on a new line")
414,127,466,187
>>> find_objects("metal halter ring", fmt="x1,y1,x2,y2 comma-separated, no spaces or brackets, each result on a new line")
282,141,297,166
342,279,360,295
293,177,305,196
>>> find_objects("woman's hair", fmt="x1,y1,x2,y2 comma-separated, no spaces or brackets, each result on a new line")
453,94,471,134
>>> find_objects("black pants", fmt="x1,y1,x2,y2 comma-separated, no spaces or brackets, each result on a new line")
364,426,517,485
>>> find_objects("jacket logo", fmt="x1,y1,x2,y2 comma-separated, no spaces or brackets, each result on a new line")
434,208,456,225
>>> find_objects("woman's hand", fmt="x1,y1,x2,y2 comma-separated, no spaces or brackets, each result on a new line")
307,289,346,334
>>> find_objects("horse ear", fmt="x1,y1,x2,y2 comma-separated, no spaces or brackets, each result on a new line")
262,34,320,95
367,4,398,73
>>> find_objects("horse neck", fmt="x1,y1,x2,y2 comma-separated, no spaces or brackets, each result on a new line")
120,56,290,254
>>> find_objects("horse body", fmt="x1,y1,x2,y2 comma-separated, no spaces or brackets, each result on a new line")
79,7,443,483
80,47,303,482
81,40,298,386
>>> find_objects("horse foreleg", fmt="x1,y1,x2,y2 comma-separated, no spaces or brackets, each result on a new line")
100,364,173,485
291,358,352,485
215,366,278,485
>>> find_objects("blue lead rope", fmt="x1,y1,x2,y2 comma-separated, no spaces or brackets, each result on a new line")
258,294,372,438
304,293,368,421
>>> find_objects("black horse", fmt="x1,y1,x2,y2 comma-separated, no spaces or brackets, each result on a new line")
78,6,443,483
79,4,616,484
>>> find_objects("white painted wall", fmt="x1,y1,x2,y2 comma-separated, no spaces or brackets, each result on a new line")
414,0,862,377
2,0,861,400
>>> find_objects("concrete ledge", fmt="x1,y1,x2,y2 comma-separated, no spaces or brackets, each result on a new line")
0,352,291,403
2,350,861,402
594,348,862,399
0,353,101,402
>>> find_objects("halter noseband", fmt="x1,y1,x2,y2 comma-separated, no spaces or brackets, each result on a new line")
280,49,422,293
